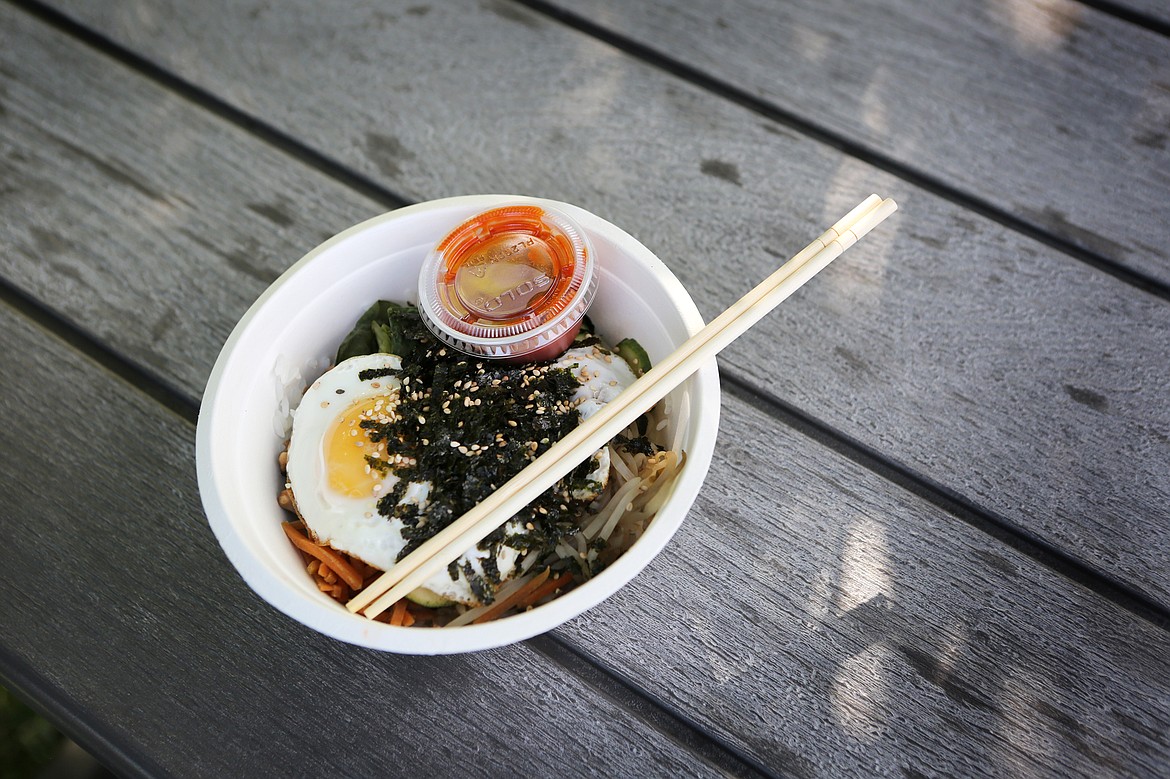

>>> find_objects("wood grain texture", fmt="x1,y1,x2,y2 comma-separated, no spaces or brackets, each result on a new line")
0,304,728,779
558,396,1170,777
0,4,379,396
2,5,1170,774
533,0,1170,284
13,1,1170,607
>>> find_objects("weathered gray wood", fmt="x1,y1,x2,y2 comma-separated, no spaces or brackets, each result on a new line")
0,303,726,778
13,1,1170,607
0,5,377,396
561,395,1170,777
5,254,1169,777
535,0,1170,284
3,5,1170,775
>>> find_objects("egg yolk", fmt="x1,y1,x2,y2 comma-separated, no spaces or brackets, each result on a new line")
323,394,396,498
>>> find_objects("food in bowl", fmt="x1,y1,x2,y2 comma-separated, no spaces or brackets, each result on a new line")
277,301,681,627
197,194,719,653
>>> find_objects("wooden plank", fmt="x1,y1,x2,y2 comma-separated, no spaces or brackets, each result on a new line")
558,394,1170,777
11,2,1170,608
0,303,728,778
529,0,1170,285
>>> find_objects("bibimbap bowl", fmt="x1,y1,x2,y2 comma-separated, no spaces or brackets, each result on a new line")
196,195,720,654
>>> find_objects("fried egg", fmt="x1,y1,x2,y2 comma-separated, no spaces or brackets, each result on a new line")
286,345,637,606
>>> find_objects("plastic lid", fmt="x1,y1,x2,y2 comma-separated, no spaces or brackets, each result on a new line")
418,204,597,360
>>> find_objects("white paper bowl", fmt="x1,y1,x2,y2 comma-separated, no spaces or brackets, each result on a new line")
196,195,720,654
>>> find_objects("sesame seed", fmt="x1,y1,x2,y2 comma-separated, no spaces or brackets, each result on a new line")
458,446,469,454
508,420,517,427
450,441,461,448
417,415,426,424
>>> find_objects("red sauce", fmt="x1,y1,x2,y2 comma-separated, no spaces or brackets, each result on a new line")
419,204,596,362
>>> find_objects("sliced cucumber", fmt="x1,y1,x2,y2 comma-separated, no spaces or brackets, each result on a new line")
406,586,454,608
615,338,651,377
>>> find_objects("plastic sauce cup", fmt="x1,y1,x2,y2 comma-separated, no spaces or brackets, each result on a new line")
418,204,597,362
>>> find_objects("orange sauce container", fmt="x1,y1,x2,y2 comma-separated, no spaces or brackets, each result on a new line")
418,203,597,362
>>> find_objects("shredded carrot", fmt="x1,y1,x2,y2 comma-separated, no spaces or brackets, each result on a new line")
388,598,410,627
281,522,365,590
516,571,575,610
472,569,552,624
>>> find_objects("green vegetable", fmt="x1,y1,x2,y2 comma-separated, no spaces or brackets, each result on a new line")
406,586,455,609
572,315,600,348
335,300,431,363
371,321,395,354
615,337,651,377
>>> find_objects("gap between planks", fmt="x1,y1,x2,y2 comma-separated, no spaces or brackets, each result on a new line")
1077,0,1170,38
0,644,166,779
5,0,414,215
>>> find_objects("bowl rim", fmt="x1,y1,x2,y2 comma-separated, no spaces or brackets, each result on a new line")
196,195,720,654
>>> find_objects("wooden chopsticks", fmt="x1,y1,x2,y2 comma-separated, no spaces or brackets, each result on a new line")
348,194,898,620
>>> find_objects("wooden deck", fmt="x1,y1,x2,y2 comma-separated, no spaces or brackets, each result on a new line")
2,0,1168,775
